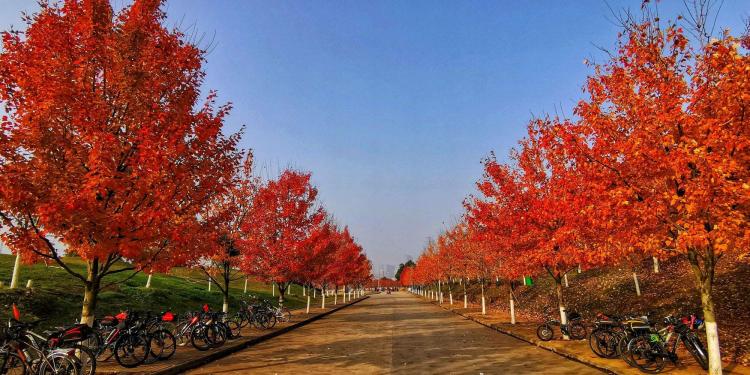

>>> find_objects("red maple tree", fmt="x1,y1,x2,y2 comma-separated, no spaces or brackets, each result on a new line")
0,0,240,324
239,169,325,307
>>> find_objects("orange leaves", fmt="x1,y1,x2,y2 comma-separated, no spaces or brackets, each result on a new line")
0,0,240,272
414,19,749,288
237,169,371,287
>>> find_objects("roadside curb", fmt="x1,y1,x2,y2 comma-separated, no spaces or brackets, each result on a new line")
411,294,618,375
105,295,370,375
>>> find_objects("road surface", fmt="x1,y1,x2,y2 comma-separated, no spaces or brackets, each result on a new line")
187,291,602,374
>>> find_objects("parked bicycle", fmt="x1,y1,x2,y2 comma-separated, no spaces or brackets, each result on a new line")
2,318,80,375
536,307,587,341
624,314,708,373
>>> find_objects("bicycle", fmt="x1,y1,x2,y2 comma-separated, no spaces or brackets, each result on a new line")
536,307,587,341
589,312,624,359
90,311,151,368
624,314,708,373
190,312,228,351
4,319,79,375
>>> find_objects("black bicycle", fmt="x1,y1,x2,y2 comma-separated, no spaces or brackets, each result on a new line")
536,307,587,341
624,314,708,373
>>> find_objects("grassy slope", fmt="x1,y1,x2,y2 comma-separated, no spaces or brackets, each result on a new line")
0,254,319,329
455,257,750,365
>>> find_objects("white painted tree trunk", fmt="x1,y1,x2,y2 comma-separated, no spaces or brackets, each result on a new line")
25,279,32,288
222,301,229,313
563,273,569,288
145,273,153,288
303,285,306,296
449,292,453,305
481,283,486,315
560,306,569,340
705,321,722,375
577,264,581,273
321,291,326,309
510,291,516,324
244,278,248,294
439,292,443,304
272,283,275,297
10,252,21,289
208,278,212,291
464,294,468,309
306,295,311,314
633,271,641,296
334,292,338,305
653,257,660,273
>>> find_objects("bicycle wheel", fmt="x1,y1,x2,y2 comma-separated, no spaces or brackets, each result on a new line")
238,313,250,329
569,321,588,340
252,313,270,330
114,334,150,368
0,351,27,375
266,312,278,329
589,328,610,358
150,329,176,360
174,322,192,347
626,336,665,373
190,325,212,351
68,345,96,375
536,324,554,341
39,353,77,375
682,333,708,370
207,324,227,348
80,332,103,353
279,308,292,323
226,318,242,338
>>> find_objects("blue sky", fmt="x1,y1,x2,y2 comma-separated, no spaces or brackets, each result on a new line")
0,1,747,272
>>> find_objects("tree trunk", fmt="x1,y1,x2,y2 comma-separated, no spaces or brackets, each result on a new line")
480,282,486,315
272,283,275,297
10,252,21,289
449,292,453,305
334,286,338,305
510,290,516,324
303,285,306,296
463,281,468,308
688,248,722,375
222,292,229,313
313,288,317,298
555,278,569,340
145,273,153,288
563,273,569,287
244,277,248,294
438,280,441,302
632,271,641,296
653,257,660,273
306,295,311,314
277,283,286,307
80,260,100,326
208,277,212,291
321,288,326,309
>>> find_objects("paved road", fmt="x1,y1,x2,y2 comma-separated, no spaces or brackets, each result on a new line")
187,292,602,374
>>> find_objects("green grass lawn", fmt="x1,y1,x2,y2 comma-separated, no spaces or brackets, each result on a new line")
0,254,323,329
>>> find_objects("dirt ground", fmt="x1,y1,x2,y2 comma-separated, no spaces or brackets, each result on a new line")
187,291,602,374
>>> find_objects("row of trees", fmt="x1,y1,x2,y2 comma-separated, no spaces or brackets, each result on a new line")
405,12,749,375
0,0,370,324
192,160,372,312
